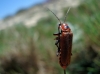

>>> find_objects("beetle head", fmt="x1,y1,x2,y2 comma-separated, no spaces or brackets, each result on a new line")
59,23,70,32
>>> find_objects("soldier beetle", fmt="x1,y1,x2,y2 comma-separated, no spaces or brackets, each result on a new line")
48,7,73,74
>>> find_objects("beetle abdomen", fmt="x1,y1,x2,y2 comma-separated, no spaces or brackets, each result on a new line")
59,32,73,69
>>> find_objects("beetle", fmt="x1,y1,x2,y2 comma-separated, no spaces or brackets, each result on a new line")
47,7,73,74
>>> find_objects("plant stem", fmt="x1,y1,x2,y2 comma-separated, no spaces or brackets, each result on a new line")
64,69,66,74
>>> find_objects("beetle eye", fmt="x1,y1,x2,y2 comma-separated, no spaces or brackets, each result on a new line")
67,26,69,28
65,26,69,29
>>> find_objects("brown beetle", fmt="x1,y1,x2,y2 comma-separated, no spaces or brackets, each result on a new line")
54,23,73,69
48,7,73,74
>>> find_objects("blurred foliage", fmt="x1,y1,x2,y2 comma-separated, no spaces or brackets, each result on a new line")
0,16,63,74
0,24,39,74
0,0,100,74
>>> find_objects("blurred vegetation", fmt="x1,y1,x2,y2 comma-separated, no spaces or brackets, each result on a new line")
0,0,100,74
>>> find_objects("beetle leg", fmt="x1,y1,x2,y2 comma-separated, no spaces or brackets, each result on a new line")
55,40,59,45
56,46,60,56
71,53,72,55
55,41,60,51
56,51,59,56
55,39,61,56
53,33,61,36
54,33,61,56
54,36,59,47
53,33,59,36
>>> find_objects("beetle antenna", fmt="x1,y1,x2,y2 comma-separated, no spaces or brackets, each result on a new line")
47,8,61,24
64,7,71,23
